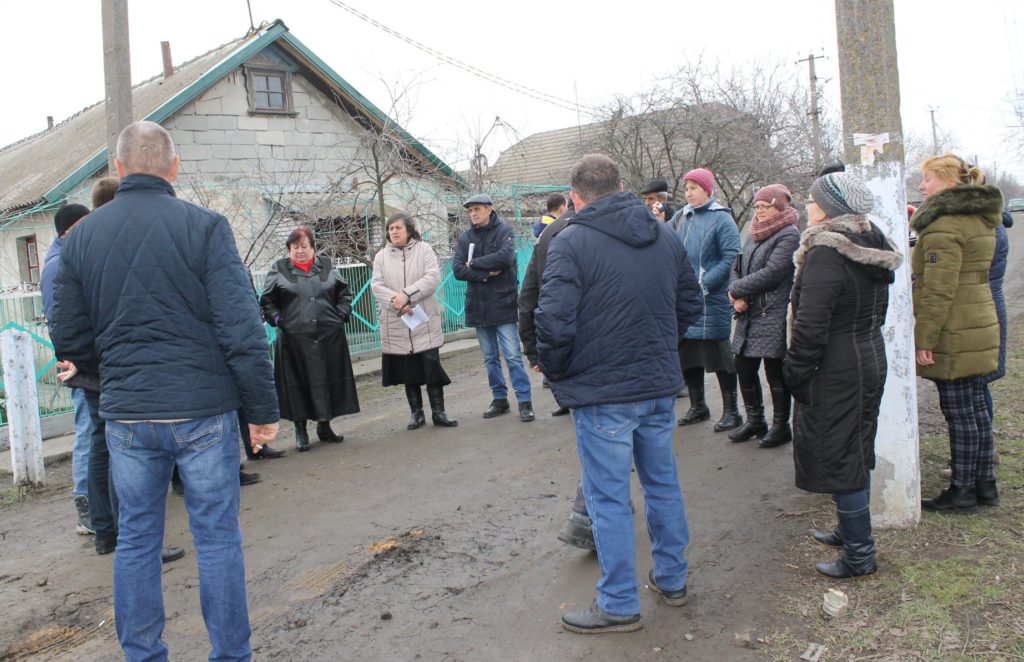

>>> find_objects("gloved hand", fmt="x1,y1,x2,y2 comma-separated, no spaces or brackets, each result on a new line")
337,303,352,322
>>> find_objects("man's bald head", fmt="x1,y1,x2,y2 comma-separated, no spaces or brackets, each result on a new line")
115,121,179,181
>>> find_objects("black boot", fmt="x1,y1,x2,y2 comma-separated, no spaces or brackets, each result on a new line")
815,503,877,579
557,483,595,550
728,384,766,442
406,385,426,430
714,388,742,432
294,421,310,452
976,479,999,507
812,528,843,547
678,386,710,426
519,401,535,422
758,386,793,448
427,385,458,427
483,398,510,418
317,421,344,443
922,483,979,513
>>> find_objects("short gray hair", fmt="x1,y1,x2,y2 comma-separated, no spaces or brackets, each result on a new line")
115,121,176,176
569,154,620,203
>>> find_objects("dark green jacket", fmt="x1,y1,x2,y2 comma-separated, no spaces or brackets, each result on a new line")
911,185,1002,380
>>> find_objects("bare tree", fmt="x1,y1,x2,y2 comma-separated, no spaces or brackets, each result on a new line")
590,57,840,227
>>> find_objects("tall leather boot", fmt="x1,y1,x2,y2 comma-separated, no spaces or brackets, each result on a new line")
294,421,310,452
815,503,877,578
426,385,458,427
729,383,767,442
714,387,743,432
678,385,710,426
317,421,344,443
406,385,426,430
758,385,793,448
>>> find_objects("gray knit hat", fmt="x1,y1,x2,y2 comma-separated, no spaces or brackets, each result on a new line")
809,172,874,219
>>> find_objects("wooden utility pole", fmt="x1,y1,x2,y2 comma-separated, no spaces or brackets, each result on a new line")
835,0,919,528
798,53,823,172
102,0,133,174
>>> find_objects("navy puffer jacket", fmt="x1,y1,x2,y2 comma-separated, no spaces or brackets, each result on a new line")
670,200,741,340
51,175,279,423
536,192,702,408
452,211,519,327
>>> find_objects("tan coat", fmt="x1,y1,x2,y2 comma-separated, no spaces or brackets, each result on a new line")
371,239,444,355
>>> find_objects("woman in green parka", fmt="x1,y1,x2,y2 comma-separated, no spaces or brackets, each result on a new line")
912,154,1002,514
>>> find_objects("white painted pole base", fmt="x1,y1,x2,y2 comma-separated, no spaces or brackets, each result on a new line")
2,329,46,487
858,161,921,528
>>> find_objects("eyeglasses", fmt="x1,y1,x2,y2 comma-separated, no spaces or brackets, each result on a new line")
753,204,775,211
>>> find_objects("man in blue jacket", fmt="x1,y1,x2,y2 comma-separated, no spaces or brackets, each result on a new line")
537,154,701,634
453,194,534,422
51,121,279,661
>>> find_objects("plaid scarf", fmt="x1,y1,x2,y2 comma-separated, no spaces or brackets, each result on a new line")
750,206,799,242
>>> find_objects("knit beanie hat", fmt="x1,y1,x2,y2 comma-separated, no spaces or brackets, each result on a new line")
754,184,792,212
809,172,874,219
54,203,90,236
682,168,715,196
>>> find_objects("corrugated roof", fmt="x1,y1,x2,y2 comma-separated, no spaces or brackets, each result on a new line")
0,19,460,218
485,122,606,187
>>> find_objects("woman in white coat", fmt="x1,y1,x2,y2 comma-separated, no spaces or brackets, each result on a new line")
372,212,457,429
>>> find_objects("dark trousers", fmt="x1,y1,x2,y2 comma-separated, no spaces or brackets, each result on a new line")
936,377,995,486
734,355,786,394
238,408,255,460
683,367,736,393
84,390,118,543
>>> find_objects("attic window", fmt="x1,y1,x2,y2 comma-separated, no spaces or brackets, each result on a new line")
244,64,295,115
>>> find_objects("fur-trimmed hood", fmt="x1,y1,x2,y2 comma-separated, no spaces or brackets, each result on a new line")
910,184,1003,232
794,215,903,276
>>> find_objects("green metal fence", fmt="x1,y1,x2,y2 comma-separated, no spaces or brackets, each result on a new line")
0,245,536,426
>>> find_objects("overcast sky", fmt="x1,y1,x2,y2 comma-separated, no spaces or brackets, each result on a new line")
2,0,1022,179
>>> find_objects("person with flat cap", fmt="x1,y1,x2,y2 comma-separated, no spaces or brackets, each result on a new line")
453,194,535,422
641,178,675,222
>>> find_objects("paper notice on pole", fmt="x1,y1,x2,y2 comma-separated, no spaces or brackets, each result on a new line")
401,304,429,330
852,132,890,166
467,243,475,263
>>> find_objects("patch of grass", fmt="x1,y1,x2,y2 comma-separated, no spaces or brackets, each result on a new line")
766,319,1024,661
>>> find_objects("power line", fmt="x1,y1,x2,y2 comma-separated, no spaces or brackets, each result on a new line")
325,0,597,116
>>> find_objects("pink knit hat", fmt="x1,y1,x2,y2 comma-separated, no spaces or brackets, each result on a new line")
682,168,715,196
754,184,792,212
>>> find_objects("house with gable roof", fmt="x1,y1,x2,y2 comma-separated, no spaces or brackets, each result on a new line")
0,19,461,291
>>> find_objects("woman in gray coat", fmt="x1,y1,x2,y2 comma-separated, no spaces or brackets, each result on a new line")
371,213,457,429
728,185,800,447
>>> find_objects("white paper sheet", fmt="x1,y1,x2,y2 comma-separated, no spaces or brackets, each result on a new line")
401,304,429,330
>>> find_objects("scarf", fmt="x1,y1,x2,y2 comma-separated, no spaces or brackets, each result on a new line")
290,257,315,273
750,206,799,242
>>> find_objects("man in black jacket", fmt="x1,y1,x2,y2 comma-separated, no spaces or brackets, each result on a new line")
453,194,534,422
52,121,279,661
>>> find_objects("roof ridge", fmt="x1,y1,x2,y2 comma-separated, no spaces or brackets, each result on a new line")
0,26,261,155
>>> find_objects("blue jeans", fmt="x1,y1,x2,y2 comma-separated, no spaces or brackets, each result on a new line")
572,396,690,616
107,411,250,662
476,323,532,402
71,388,93,497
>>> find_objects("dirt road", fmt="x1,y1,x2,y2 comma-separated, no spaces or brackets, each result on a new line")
0,342,816,660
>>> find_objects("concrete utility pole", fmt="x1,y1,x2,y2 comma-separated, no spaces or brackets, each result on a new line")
102,0,133,174
929,107,940,155
798,53,824,172
835,0,919,528
3,329,45,487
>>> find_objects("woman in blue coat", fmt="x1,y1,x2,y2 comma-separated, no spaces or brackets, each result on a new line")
671,168,742,431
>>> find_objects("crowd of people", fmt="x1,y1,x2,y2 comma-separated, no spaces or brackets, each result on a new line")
39,119,1013,656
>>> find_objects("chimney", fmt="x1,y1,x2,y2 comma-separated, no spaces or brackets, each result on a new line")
46,116,54,130
161,41,173,78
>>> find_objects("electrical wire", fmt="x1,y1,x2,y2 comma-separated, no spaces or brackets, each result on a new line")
325,0,597,117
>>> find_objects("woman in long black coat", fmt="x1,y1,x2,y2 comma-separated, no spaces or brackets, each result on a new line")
260,226,360,451
784,173,902,579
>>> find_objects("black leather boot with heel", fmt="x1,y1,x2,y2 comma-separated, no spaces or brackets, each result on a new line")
294,421,310,452
316,421,344,443
728,384,766,442
678,385,710,426
758,385,793,448
713,388,743,432
406,384,426,430
815,503,877,579
427,385,458,427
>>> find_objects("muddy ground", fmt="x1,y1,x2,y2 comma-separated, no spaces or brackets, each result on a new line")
0,342,816,660
16,213,1021,661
